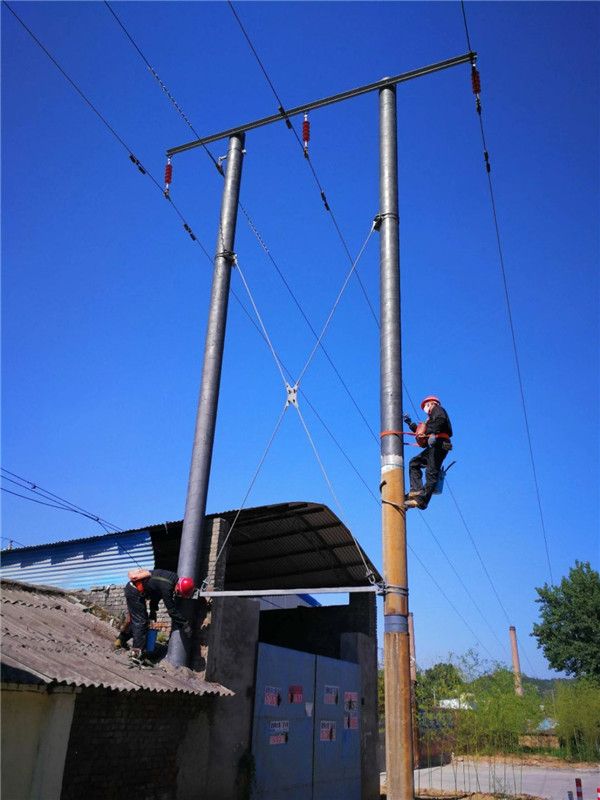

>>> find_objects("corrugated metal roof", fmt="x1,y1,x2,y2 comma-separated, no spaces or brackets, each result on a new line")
0,531,154,590
1,502,381,592
222,502,381,590
0,580,232,697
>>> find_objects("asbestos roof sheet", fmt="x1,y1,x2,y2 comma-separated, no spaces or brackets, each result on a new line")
0,580,232,697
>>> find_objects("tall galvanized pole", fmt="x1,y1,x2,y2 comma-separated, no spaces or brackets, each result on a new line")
379,84,414,800
168,133,245,667
509,625,524,696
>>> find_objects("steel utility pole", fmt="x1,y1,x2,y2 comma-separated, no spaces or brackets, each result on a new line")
379,83,414,800
509,625,524,696
167,133,245,667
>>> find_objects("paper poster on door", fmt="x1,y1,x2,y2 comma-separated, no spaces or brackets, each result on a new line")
264,686,281,706
320,720,336,741
288,684,303,703
269,719,289,744
323,685,339,705
344,713,359,730
344,691,358,711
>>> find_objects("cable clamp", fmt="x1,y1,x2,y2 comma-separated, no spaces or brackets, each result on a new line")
129,153,146,175
285,383,298,408
215,250,236,264
380,583,409,598
373,212,398,230
278,105,293,130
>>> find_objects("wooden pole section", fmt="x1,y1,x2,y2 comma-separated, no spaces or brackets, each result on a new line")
408,612,420,768
379,82,414,800
509,625,524,696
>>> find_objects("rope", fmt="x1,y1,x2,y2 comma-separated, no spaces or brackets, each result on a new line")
460,1,553,585
295,221,376,386
233,258,288,389
293,403,374,582
205,403,289,579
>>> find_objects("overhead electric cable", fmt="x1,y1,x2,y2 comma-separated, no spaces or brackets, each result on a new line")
227,0,379,327
446,481,511,625
416,513,508,654
407,543,498,662
1,469,123,532
103,2,380,446
460,1,553,585
1,487,118,532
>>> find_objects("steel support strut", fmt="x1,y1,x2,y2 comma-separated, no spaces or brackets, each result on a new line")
379,84,415,799
167,133,245,667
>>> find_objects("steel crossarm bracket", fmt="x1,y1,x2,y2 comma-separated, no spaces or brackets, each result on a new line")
167,52,475,156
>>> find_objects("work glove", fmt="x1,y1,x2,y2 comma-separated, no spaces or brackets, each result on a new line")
427,434,436,446
402,413,413,426
148,609,157,622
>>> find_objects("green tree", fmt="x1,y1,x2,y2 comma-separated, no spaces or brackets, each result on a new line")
553,679,600,761
455,668,543,754
532,561,600,680
416,661,465,709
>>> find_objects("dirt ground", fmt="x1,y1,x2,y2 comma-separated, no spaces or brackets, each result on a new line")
380,786,546,800
452,753,599,770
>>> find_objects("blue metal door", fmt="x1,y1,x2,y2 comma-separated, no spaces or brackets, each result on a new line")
313,655,361,800
252,643,316,800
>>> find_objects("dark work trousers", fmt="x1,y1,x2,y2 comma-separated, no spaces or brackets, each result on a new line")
409,442,448,508
122,582,148,650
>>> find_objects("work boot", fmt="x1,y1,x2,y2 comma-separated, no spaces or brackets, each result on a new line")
405,490,422,500
403,499,420,509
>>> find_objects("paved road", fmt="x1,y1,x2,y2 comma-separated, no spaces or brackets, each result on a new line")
384,761,600,800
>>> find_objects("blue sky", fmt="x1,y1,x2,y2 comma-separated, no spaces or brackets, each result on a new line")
2,1,598,679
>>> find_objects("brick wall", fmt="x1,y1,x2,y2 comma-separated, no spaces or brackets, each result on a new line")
61,687,212,800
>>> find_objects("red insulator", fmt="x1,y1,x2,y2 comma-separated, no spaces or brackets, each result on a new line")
164,162,173,184
302,114,310,144
471,67,481,95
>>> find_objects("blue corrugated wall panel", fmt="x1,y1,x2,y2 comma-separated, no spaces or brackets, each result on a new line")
0,532,154,589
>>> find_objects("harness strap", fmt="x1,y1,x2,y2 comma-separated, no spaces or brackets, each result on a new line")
380,430,451,440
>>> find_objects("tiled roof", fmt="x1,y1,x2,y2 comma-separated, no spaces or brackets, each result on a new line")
0,580,232,697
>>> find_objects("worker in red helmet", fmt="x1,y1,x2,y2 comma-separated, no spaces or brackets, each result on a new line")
403,396,453,510
115,568,195,659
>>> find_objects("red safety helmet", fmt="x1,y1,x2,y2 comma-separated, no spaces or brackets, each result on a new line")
175,577,195,598
420,395,441,411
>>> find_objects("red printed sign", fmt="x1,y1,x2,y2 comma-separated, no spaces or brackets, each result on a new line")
288,685,303,704
323,685,339,705
264,686,281,706
344,691,358,711
269,719,289,744
320,720,336,741
344,713,359,730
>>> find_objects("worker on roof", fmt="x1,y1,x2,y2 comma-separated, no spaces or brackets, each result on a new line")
114,568,195,660
403,396,453,510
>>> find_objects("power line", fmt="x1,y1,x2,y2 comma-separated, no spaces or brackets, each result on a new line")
460,1,553,585
103,2,380,446
227,0,379,327
3,0,211,259
446,481,512,625
1,469,123,532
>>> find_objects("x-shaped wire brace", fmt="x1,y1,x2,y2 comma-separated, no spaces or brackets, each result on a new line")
285,383,299,408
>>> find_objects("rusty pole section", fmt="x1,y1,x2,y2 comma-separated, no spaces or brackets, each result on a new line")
379,82,414,800
408,612,420,768
509,625,524,696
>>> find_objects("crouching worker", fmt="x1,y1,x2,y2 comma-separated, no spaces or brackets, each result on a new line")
115,568,195,660
403,395,453,510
